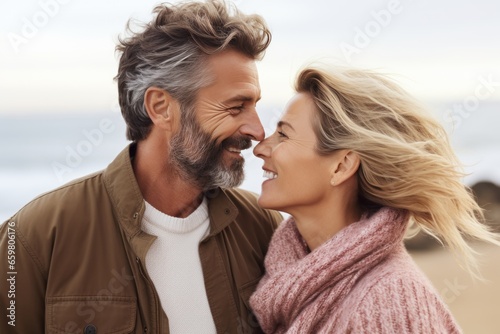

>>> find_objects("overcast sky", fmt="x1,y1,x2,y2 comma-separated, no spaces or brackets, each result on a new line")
1,0,499,114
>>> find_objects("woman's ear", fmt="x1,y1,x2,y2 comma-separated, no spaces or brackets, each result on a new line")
144,86,179,132
330,150,360,186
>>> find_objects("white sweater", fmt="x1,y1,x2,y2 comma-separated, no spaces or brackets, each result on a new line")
141,197,217,334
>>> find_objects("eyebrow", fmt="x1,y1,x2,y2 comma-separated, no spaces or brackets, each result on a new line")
277,120,295,132
222,95,262,104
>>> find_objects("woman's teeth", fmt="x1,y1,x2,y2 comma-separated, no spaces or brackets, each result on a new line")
263,171,277,179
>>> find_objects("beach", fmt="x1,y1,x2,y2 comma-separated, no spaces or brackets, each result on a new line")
410,241,500,333
408,186,500,333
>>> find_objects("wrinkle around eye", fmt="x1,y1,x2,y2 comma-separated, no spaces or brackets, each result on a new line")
227,105,244,115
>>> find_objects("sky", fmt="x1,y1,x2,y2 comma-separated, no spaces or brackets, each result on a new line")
1,0,499,115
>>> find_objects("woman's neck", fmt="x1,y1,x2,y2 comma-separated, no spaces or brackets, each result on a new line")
290,193,362,251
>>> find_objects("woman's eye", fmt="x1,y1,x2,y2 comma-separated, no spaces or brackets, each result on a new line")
277,131,288,139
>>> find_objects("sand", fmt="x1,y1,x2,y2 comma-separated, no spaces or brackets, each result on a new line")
410,242,500,333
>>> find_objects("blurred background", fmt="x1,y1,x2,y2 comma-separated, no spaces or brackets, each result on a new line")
1,0,499,331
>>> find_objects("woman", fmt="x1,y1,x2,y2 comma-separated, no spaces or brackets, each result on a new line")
249,66,499,333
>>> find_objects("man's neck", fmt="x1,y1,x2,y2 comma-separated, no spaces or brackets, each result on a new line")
133,141,204,218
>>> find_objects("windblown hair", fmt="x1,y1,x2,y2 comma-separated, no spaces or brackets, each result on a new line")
296,66,499,275
115,0,271,141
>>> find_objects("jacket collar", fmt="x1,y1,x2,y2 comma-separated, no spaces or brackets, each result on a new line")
206,188,238,237
102,144,239,242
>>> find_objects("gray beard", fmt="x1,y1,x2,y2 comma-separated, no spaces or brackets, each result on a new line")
169,113,249,191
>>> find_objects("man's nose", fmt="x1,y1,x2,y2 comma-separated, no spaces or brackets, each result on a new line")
240,109,265,141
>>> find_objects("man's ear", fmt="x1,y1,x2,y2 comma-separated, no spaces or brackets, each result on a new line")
144,86,178,131
330,150,360,186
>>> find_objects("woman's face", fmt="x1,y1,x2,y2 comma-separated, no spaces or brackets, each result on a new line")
253,92,336,213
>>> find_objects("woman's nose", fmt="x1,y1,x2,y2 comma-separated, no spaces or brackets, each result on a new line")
253,137,270,159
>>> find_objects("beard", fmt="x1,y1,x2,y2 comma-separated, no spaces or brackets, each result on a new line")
169,109,252,191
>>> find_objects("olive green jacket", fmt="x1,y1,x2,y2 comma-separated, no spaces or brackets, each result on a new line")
0,144,281,333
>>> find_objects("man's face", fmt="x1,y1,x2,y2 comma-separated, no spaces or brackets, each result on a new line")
169,50,265,190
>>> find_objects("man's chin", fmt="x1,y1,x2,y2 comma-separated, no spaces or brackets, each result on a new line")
209,166,245,190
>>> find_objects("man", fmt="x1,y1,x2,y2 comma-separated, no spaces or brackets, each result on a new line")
0,1,282,333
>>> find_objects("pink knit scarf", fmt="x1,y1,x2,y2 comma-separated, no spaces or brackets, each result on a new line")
250,207,408,333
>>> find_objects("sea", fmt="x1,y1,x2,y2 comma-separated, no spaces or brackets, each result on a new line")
1,101,499,222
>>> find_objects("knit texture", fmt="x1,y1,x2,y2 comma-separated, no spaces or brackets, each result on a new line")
141,197,217,334
249,207,462,334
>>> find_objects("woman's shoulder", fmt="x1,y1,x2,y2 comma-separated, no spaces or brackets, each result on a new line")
352,246,438,302
336,246,461,333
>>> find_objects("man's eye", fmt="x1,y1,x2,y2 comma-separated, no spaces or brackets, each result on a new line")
228,105,244,114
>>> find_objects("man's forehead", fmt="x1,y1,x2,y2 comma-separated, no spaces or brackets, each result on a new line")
206,50,258,79
222,94,262,104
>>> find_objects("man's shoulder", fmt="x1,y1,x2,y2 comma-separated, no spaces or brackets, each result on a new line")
1,170,112,276
6,143,134,231
7,170,106,230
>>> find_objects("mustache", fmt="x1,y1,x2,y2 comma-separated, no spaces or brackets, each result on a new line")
221,136,252,151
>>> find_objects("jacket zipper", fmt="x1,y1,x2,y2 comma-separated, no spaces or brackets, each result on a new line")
136,256,161,333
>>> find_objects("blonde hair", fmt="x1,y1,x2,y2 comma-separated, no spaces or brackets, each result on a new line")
296,65,499,276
